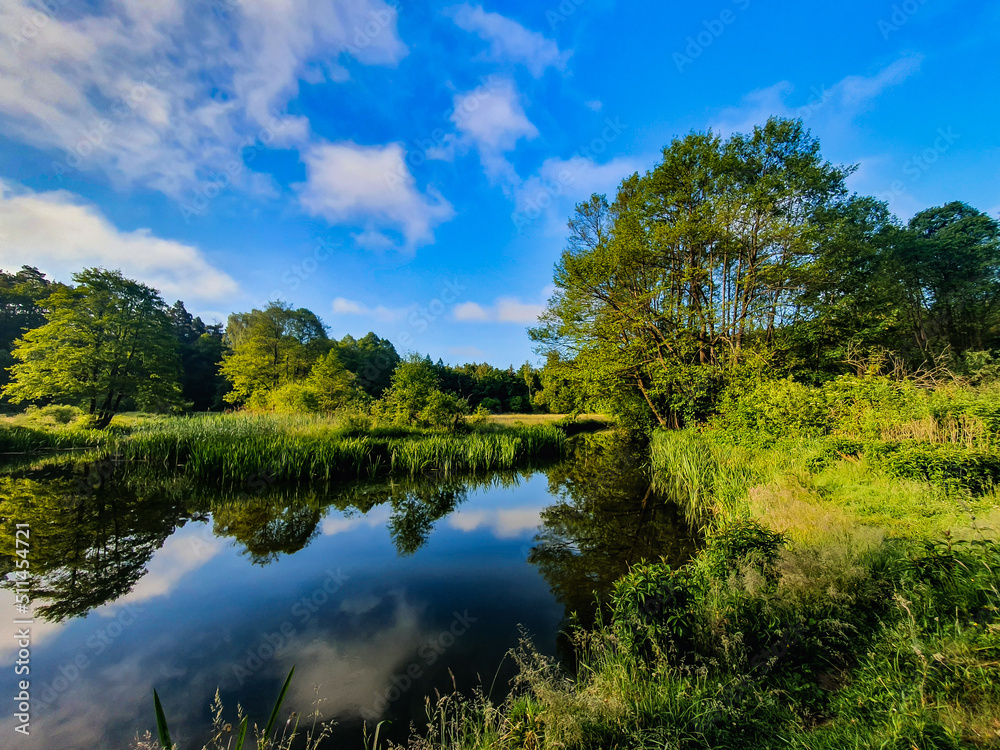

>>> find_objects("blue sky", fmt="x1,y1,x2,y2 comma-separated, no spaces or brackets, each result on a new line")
1,0,998,366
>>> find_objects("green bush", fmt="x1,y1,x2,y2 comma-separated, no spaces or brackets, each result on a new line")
610,562,703,659
822,374,927,439
700,519,787,581
879,442,1000,495
713,377,828,445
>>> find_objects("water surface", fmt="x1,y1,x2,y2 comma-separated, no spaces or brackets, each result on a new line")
0,436,697,749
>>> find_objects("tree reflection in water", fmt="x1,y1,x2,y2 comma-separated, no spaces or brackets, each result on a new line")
0,434,697,629
531,433,700,626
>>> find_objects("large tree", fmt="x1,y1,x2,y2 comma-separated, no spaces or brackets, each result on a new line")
168,300,228,410
4,269,182,427
893,201,1000,356
0,266,63,389
220,302,330,407
531,118,852,427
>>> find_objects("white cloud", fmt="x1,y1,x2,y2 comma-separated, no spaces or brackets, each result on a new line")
513,154,645,235
298,141,454,249
321,506,391,535
448,4,570,77
450,78,538,181
448,507,542,538
585,100,604,112
331,296,408,323
711,55,924,136
107,524,225,611
0,0,406,197
0,182,239,303
454,297,544,324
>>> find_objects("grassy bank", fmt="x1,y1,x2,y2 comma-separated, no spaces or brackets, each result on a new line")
0,412,566,482
373,379,1000,750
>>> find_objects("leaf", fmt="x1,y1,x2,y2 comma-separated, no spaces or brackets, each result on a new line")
153,689,173,750
234,716,248,750
262,665,295,743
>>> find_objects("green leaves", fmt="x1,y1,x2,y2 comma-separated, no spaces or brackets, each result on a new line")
3,268,182,427
153,689,173,750
532,117,852,428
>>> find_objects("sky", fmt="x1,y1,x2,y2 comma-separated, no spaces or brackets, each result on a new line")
1,0,998,367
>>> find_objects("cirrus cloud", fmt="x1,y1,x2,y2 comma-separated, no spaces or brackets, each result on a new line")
447,4,570,77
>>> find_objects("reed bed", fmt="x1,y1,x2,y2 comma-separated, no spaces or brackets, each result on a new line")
5,413,566,484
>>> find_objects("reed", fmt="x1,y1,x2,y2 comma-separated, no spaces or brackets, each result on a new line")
8,413,566,484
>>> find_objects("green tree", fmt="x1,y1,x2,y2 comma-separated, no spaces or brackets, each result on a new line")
168,300,228,410
335,332,401,397
220,302,330,408
893,201,1000,356
4,269,182,427
304,349,362,412
531,118,851,427
0,266,63,390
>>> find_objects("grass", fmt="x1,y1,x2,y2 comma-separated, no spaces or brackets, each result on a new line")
367,386,1000,750
0,411,567,483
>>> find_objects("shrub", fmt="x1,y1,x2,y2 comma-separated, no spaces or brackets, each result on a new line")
610,562,703,659
880,442,1000,496
713,378,828,445
700,519,787,581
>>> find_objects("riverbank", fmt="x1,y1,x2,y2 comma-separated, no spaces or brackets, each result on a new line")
385,382,1000,749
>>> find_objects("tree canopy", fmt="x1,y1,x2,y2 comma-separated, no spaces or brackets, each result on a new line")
4,268,182,427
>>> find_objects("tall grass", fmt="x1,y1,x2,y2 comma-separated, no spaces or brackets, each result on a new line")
0,413,566,484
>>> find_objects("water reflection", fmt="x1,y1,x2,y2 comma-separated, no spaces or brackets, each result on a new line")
532,433,699,624
0,434,698,749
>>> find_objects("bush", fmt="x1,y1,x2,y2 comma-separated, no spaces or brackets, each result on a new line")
700,519,787,581
822,374,927,439
610,562,703,659
880,442,1000,496
713,378,828,445
479,397,502,414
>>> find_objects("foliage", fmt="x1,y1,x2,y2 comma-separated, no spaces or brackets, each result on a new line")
0,265,63,391
531,118,852,428
220,302,330,408
3,269,182,427
168,301,228,411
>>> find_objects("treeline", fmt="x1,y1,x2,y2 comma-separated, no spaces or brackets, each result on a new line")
532,117,1000,428
0,268,559,426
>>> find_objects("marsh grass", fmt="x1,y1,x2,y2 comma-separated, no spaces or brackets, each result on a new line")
0,412,566,484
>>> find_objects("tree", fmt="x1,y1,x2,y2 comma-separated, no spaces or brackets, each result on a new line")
335,332,400,397
305,349,362,412
220,302,331,408
531,118,851,427
4,269,182,427
893,202,1000,356
377,354,442,425
0,266,63,390
168,300,227,410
